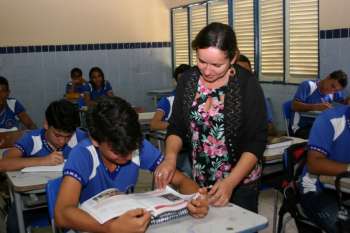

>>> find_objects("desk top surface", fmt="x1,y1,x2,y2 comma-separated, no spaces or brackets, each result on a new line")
6,171,61,192
147,88,174,96
148,204,268,233
320,175,350,193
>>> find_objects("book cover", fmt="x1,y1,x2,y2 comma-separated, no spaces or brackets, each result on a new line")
80,186,195,225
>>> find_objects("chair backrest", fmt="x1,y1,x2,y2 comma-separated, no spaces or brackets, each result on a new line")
282,100,293,136
278,142,323,233
46,177,62,233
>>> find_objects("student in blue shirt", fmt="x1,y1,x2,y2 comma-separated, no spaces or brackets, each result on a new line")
237,55,278,137
150,64,192,178
3,99,87,233
88,66,114,101
1,99,87,171
55,96,208,233
0,76,36,132
65,67,91,107
299,105,350,233
291,70,348,139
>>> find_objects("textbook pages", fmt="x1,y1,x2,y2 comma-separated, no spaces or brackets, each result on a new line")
80,186,195,225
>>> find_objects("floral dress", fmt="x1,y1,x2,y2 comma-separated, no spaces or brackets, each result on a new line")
190,79,261,187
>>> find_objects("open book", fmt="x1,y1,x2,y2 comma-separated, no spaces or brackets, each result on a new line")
80,186,195,225
21,161,65,172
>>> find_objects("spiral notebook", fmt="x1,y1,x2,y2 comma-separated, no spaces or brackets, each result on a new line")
80,186,195,225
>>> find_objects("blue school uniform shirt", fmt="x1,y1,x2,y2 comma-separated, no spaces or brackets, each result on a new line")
291,80,344,133
65,81,90,107
300,106,350,194
14,128,88,158
156,91,175,121
0,98,25,132
265,98,273,123
88,80,113,101
63,138,164,203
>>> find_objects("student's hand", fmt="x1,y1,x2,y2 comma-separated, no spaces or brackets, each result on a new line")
106,208,151,233
187,188,209,218
314,102,332,111
43,151,64,166
154,159,176,189
208,178,234,207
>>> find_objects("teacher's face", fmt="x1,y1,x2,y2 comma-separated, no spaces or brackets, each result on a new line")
196,47,233,83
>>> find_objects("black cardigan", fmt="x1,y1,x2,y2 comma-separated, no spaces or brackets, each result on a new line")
167,65,268,164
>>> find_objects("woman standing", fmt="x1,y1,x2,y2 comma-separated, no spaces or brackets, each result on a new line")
155,22,267,212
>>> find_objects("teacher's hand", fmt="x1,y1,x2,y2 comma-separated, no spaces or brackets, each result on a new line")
208,178,235,207
154,159,176,189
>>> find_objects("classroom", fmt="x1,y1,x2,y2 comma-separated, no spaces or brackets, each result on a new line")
0,0,350,233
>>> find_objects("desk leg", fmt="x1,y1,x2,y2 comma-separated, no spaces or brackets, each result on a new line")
14,192,26,233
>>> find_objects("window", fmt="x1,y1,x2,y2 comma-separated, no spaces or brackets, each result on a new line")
172,8,189,68
233,0,255,71
260,0,284,81
171,0,319,83
189,3,207,66
288,0,318,83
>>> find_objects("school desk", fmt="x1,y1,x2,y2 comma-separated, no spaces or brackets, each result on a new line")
320,175,350,193
147,88,174,107
299,110,321,119
6,171,62,233
148,203,268,233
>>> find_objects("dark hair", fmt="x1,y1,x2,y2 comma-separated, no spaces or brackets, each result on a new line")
192,22,238,60
45,99,80,133
87,96,143,156
0,77,9,90
89,67,105,89
173,64,191,82
329,70,348,88
70,67,83,79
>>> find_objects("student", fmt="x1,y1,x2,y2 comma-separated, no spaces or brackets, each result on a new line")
150,64,192,177
88,66,114,101
65,67,91,107
55,96,208,233
0,76,36,132
291,70,348,138
1,99,87,171
299,105,350,233
150,64,191,131
236,55,278,137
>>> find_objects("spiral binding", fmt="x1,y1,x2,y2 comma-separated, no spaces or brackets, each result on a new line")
150,208,189,225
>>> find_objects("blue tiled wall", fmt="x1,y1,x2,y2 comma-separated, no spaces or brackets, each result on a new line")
0,42,172,125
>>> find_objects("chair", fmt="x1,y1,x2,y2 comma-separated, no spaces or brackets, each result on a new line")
46,177,62,233
282,100,293,136
335,172,350,232
276,142,323,233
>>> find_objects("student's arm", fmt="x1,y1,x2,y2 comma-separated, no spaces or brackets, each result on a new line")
170,171,208,218
307,150,347,176
150,111,168,131
106,90,114,97
17,112,37,129
83,92,93,106
2,148,64,171
55,176,151,233
292,100,332,112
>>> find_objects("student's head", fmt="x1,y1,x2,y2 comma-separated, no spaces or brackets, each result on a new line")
70,67,84,86
0,76,10,106
192,22,238,83
89,66,105,89
44,99,80,149
87,96,143,165
173,64,191,83
237,54,252,73
320,70,348,94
